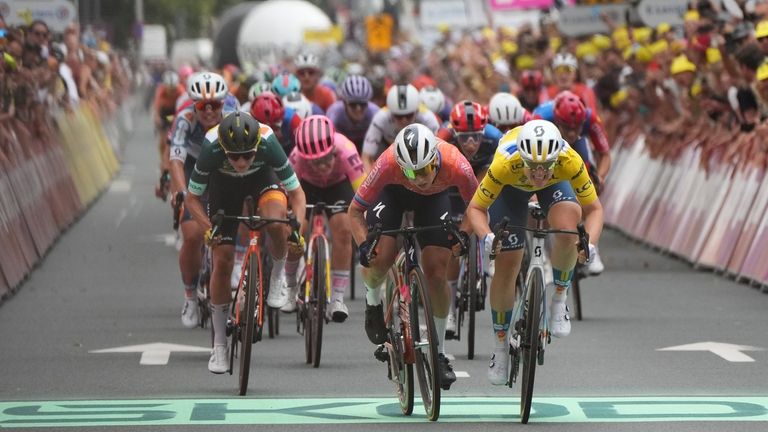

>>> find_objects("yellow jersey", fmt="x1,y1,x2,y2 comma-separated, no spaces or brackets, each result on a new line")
472,126,598,209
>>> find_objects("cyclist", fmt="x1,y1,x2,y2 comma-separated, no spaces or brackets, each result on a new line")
326,74,380,153
361,84,440,172
185,111,307,374
175,71,240,115
282,115,365,319
517,70,544,112
283,91,317,119
239,80,272,113
250,91,302,154
487,92,532,133
349,123,479,390
545,53,598,113
271,72,301,99
294,52,337,111
436,100,503,337
419,86,451,124
153,70,185,199
464,120,604,385
168,72,239,329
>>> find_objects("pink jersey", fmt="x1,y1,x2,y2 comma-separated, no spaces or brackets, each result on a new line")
353,140,479,209
289,133,365,189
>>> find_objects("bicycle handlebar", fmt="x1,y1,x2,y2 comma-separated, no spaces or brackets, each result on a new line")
306,202,349,212
489,216,590,261
365,220,469,264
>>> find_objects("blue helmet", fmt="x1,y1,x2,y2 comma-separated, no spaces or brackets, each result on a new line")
340,74,372,103
271,72,301,98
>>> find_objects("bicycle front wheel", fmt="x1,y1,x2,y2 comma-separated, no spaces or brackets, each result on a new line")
238,251,260,396
520,267,543,423
310,239,327,368
390,280,414,416
571,265,583,321
467,235,479,360
409,267,440,421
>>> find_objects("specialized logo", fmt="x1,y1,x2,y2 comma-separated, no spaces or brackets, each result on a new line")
405,129,416,147
439,211,448,220
372,202,386,219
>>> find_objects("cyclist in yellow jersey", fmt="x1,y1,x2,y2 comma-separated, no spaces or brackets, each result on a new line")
465,120,604,385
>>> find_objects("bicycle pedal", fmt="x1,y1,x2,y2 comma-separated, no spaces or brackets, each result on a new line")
373,344,389,363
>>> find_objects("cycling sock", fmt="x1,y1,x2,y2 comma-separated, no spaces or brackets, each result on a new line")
234,244,247,264
211,303,230,346
448,279,458,314
285,257,300,287
364,281,381,306
272,255,287,277
491,309,513,350
183,275,199,299
552,267,573,303
331,270,349,303
434,316,447,355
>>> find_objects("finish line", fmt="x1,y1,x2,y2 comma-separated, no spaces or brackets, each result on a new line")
2,396,768,427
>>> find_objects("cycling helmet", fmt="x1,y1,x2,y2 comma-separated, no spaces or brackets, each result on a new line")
386,84,420,115
516,119,563,165
419,86,445,113
295,115,336,159
341,74,373,102
187,72,228,101
282,91,312,120
250,91,284,126
217,111,261,153
450,100,487,132
552,52,578,70
346,62,364,75
295,52,320,70
162,71,179,87
271,73,301,97
553,91,587,129
178,65,194,82
394,123,438,170
248,81,272,101
488,92,524,126
520,70,543,89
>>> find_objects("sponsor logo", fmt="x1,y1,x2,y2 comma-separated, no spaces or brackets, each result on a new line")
372,202,386,219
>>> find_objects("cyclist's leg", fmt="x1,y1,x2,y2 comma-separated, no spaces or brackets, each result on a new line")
179,156,204,327
256,181,291,308
537,182,581,337
323,181,354,316
445,189,465,335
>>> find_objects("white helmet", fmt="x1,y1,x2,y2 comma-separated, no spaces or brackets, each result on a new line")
282,91,312,120
516,119,564,165
488,92,524,126
248,81,272,101
187,72,228,101
419,86,445,113
394,123,437,170
295,52,320,70
386,84,420,115
162,70,179,87
346,62,364,75
552,52,578,70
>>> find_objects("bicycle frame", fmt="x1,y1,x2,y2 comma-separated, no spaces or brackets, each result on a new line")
234,228,265,329
302,205,332,310
511,209,550,348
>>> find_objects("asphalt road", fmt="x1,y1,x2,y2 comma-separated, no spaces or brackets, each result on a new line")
1,109,767,431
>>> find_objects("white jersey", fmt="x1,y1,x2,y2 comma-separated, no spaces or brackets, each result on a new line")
362,108,440,159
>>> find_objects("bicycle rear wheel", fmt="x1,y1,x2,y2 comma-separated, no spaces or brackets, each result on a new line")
467,235,479,360
571,265,584,321
520,267,542,423
390,282,414,415
310,239,327,368
409,267,440,421
238,251,260,396
349,241,357,300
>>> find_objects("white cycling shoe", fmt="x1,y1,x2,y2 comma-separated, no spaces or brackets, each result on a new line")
549,300,571,338
267,272,289,308
446,311,457,339
327,300,349,323
208,344,228,374
587,244,605,275
487,348,509,386
181,298,199,329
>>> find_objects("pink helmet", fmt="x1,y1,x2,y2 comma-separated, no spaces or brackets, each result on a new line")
295,115,335,159
178,65,194,82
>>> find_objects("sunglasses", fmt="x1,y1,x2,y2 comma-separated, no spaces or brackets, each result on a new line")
195,100,223,111
32,30,49,37
554,65,576,74
309,152,335,166
456,131,482,145
226,150,256,162
402,162,436,180
522,159,556,172
297,68,317,77
393,112,416,121
346,101,367,110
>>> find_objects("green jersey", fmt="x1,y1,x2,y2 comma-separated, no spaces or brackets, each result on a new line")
188,124,300,196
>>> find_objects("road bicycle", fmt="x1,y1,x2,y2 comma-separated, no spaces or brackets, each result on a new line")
453,233,487,359
369,220,468,422
492,202,589,423
209,196,297,396
295,202,348,368
569,264,588,321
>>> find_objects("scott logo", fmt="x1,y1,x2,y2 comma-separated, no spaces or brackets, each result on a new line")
534,125,545,137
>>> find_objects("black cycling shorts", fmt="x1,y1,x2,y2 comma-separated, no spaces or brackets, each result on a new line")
207,169,286,245
365,185,452,249
300,179,353,219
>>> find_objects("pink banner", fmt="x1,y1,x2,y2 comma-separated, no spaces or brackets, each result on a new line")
489,0,558,10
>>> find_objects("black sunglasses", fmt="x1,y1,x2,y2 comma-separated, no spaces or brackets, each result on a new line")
346,101,367,110
393,112,415,120
226,151,256,161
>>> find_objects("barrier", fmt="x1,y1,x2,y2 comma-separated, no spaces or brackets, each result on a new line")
603,134,768,288
0,103,122,302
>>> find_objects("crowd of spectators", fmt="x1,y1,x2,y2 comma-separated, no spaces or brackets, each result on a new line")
0,15,133,151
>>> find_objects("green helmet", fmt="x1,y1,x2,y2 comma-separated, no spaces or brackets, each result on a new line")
217,111,261,153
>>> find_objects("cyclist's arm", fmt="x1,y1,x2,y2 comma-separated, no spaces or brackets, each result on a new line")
348,201,368,247
349,150,394,244
582,199,604,247
168,114,192,194
187,143,217,231
186,191,211,231
465,156,506,236
587,112,612,181
567,155,603,245
362,111,387,172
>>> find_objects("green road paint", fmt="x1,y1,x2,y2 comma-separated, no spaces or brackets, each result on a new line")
1,396,768,428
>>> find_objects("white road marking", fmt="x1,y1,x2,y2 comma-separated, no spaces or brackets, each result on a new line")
454,371,470,378
109,179,132,193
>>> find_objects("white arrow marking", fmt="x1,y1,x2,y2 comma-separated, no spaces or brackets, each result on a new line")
657,342,765,362
90,342,211,365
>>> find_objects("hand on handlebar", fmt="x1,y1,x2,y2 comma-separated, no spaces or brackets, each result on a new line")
204,228,222,247
358,239,375,267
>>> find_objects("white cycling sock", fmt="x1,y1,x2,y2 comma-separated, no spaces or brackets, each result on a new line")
271,255,286,277
211,303,229,346
448,279,458,314
434,316,447,355
331,270,349,303
365,281,381,306
285,257,300,287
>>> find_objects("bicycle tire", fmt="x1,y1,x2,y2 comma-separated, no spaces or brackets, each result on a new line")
390,279,414,415
467,235,478,360
238,251,259,396
409,266,441,421
571,265,583,321
349,241,356,300
520,267,542,423
310,239,327,368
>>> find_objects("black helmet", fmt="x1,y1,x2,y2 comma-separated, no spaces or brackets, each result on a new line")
218,111,261,153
